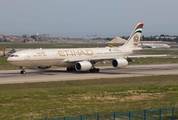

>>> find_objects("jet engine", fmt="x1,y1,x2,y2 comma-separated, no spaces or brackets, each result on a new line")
112,58,128,68
75,61,92,71
37,66,51,69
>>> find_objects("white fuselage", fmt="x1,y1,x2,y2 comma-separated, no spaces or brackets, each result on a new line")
7,47,133,67
139,43,170,48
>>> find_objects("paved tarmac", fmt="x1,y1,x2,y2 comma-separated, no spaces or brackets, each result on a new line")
0,64,178,84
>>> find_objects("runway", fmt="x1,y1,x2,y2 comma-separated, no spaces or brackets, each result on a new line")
0,64,178,84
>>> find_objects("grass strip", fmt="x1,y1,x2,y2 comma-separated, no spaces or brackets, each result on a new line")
0,75,178,119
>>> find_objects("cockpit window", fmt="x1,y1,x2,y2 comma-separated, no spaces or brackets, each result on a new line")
10,55,19,57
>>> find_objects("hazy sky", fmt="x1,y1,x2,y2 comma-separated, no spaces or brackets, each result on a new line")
0,0,178,37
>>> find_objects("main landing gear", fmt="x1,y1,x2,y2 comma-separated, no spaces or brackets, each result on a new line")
89,63,100,73
66,67,100,73
66,67,76,72
20,66,26,74
89,68,100,73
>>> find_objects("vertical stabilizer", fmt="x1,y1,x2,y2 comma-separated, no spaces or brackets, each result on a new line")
122,23,144,48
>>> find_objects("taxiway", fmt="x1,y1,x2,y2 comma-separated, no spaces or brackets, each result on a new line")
0,64,178,84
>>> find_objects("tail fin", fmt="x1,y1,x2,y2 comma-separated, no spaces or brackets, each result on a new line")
122,23,144,48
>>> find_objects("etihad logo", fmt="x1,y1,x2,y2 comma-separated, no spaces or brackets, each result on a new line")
133,35,139,46
58,50,94,56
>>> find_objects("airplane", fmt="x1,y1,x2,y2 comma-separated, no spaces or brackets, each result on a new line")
7,23,167,74
138,43,170,49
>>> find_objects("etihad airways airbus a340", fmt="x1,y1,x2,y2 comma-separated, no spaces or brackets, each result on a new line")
7,23,166,74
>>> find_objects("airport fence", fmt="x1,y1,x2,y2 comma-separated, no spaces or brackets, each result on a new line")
45,107,178,120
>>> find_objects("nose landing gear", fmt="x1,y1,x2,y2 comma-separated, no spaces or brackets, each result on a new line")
20,67,26,74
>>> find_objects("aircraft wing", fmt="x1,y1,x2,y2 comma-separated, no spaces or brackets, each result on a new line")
63,56,117,62
63,54,168,63
127,54,168,58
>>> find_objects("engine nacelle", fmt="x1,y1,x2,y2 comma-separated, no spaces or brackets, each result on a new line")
75,61,92,71
37,66,51,69
112,58,128,68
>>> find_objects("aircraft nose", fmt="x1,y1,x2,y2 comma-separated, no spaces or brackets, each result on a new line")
7,57,10,61
7,55,19,66
7,57,12,62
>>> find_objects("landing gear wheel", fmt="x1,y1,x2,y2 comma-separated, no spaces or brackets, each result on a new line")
96,68,100,73
67,67,70,72
89,68,100,73
20,66,26,74
20,70,26,74
66,67,76,72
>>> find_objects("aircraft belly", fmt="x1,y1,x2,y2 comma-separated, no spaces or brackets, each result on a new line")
9,59,64,67
34,59,64,66
9,61,28,66
58,62,75,67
